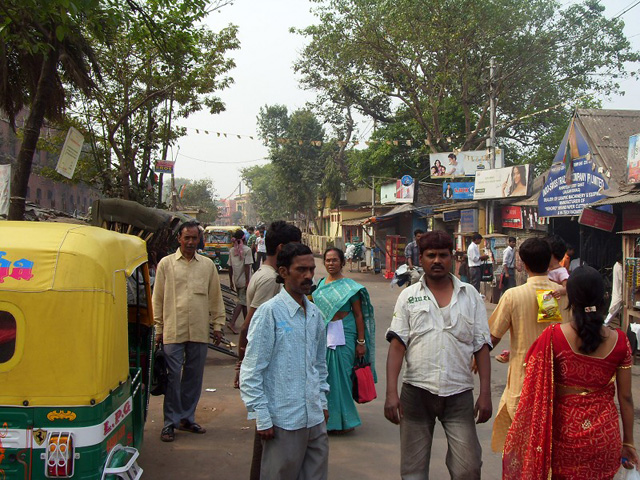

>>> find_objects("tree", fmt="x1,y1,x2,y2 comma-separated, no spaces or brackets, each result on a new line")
255,107,328,231
72,0,238,204
0,0,110,219
295,0,640,174
166,177,219,223
241,163,291,223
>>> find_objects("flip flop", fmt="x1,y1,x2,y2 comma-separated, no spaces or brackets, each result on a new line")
160,425,175,442
179,421,206,434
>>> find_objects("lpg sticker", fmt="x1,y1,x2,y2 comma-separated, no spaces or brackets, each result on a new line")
47,410,77,422
103,398,132,437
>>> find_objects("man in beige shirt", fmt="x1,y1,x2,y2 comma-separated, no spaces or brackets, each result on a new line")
489,237,566,452
153,221,225,443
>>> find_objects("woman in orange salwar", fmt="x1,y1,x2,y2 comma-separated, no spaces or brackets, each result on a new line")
503,266,639,480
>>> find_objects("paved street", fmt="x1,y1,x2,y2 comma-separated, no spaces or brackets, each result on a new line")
138,258,640,479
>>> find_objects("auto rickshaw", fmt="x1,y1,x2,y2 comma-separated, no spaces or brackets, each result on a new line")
0,222,154,479
202,225,243,269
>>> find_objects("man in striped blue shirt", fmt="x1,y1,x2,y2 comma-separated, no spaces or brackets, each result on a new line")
240,243,330,480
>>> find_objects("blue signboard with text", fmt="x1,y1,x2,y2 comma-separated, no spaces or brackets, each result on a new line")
539,119,612,217
443,181,475,200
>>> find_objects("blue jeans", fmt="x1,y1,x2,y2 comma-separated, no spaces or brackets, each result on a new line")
399,384,482,480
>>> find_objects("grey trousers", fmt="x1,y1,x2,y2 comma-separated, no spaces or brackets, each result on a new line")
469,266,482,292
261,423,329,480
399,384,482,480
163,342,208,428
502,267,516,292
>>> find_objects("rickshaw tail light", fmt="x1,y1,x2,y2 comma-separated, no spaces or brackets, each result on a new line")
45,433,74,478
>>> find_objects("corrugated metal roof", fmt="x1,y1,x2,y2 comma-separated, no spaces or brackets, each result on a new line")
576,109,640,189
590,192,640,206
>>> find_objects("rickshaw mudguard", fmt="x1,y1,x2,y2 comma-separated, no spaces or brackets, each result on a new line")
0,380,141,479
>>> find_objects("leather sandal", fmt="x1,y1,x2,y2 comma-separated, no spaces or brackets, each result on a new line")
160,425,175,442
179,420,206,434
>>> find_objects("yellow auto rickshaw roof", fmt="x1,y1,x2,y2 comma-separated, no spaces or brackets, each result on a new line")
205,225,243,233
0,222,147,293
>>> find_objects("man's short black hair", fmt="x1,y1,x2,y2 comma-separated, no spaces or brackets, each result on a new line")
178,221,199,236
508,236,516,243
448,153,456,159
248,226,255,233
519,238,551,274
545,235,567,262
265,221,302,256
471,232,483,242
418,231,454,254
414,228,425,237
276,243,312,283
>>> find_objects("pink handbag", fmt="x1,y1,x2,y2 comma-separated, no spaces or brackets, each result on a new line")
352,358,377,404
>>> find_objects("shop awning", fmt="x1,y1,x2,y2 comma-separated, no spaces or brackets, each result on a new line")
374,203,433,220
590,191,640,207
341,216,371,226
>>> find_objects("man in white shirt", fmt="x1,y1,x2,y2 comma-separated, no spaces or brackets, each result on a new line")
385,230,492,479
501,237,517,293
467,232,489,292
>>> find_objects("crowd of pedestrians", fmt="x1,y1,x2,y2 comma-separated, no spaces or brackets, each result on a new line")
153,220,637,480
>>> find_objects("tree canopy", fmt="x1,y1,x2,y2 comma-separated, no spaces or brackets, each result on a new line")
295,0,640,176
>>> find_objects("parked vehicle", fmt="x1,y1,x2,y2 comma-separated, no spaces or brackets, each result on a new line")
0,222,154,479
202,226,243,269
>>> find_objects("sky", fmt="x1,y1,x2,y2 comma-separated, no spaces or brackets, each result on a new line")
172,0,640,200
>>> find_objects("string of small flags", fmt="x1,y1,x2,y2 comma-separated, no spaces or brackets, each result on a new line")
175,93,593,149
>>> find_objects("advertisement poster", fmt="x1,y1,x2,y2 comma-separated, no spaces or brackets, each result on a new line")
154,160,175,174
0,163,10,216
538,157,608,217
380,180,414,204
430,149,504,178
55,126,84,179
473,165,530,200
460,209,478,233
443,181,475,200
628,133,640,184
501,206,524,229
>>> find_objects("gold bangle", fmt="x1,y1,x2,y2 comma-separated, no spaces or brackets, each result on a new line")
623,443,636,450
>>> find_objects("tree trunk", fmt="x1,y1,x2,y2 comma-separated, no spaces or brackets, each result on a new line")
8,49,59,220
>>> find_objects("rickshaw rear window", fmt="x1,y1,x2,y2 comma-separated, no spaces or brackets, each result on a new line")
206,232,232,243
0,311,17,364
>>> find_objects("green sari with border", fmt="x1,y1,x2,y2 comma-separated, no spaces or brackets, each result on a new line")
313,277,376,431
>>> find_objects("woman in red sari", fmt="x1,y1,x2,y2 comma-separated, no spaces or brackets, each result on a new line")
503,266,639,479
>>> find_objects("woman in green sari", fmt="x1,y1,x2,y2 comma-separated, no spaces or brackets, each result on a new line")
312,247,376,433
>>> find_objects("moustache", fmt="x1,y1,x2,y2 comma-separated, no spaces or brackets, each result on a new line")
302,280,313,286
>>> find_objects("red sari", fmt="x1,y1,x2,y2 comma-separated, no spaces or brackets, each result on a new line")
503,325,633,480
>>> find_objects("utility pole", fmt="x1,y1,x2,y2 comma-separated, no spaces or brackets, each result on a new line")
371,176,375,217
487,57,497,234
170,146,180,211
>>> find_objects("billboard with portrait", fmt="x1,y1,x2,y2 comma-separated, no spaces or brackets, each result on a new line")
473,165,530,200
627,133,640,184
442,181,475,200
380,180,414,204
429,149,504,178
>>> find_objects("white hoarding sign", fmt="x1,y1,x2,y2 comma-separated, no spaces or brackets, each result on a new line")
473,164,530,200
56,126,84,179
429,149,504,178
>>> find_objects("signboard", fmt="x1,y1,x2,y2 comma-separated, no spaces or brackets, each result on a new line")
430,149,504,178
401,174,414,186
154,160,175,174
0,164,10,216
380,180,414,204
443,181,474,200
460,209,478,233
578,208,616,232
628,133,640,184
501,206,524,229
539,157,608,217
473,165,530,200
55,126,84,179
443,210,461,222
